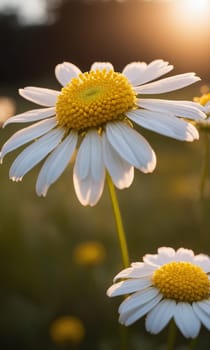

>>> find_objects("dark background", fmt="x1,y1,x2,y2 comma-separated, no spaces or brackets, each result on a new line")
0,0,209,87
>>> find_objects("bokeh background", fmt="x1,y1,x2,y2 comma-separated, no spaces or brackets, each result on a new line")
0,0,210,349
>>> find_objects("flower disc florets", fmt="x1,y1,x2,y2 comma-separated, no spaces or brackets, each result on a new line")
152,261,210,302
56,69,136,130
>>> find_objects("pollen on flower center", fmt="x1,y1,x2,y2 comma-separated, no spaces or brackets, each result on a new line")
55,69,136,130
152,261,210,302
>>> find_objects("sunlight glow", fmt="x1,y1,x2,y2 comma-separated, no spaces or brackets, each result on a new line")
174,0,210,19
172,0,209,29
180,0,209,15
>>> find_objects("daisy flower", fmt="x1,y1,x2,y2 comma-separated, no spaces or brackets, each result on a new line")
49,316,85,345
107,247,210,339
0,60,205,206
194,92,210,129
194,92,210,116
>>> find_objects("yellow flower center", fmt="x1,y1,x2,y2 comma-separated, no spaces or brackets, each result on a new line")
56,69,136,130
194,93,210,106
152,261,210,302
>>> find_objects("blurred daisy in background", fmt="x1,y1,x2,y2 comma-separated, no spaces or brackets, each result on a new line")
194,91,210,116
0,60,205,206
0,97,16,127
49,316,85,345
193,86,210,198
107,247,210,338
193,88,210,130
73,241,106,266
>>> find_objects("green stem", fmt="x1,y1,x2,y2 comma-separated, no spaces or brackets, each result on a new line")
200,132,209,199
167,321,177,350
106,174,130,268
188,338,197,350
107,174,130,350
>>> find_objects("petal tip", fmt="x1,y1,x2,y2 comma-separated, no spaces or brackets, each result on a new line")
106,289,111,297
193,76,201,82
144,153,157,173
37,191,47,198
106,285,118,298
10,176,22,182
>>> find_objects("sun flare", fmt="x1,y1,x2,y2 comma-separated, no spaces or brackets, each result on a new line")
172,0,209,33
175,0,209,18
182,0,209,13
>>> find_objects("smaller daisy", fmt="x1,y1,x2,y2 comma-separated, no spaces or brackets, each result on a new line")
194,93,210,115
194,92,210,128
107,247,210,338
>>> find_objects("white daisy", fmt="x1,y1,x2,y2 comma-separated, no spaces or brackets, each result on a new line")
194,93,210,128
194,93,210,115
107,247,210,339
0,60,206,206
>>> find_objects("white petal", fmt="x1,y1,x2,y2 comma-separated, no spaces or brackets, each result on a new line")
174,248,194,262
146,299,176,334
128,109,199,141
137,99,206,120
122,62,147,86
119,287,160,314
1,118,57,160
19,87,60,106
73,130,105,206
106,122,156,173
9,128,65,181
107,277,151,297
174,303,201,338
113,263,156,282
122,60,173,87
90,62,114,71
193,302,210,330
36,132,78,196
193,300,210,316
134,73,200,94
55,62,81,86
143,247,175,265
102,132,134,189
131,262,145,267
157,247,176,259
194,254,210,272
3,107,56,127
119,293,162,326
